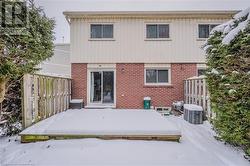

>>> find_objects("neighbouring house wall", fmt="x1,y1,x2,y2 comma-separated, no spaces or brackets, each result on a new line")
70,17,229,63
116,63,197,108
38,44,71,77
71,63,88,105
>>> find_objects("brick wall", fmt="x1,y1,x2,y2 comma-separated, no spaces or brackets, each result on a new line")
71,63,197,109
116,63,197,108
71,63,87,105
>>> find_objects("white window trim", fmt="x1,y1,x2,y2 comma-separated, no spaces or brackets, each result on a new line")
145,63,171,68
197,64,207,68
144,67,171,86
144,22,172,41
88,22,115,41
197,23,221,40
87,63,116,69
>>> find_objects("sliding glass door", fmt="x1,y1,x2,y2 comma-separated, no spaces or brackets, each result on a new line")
90,71,114,104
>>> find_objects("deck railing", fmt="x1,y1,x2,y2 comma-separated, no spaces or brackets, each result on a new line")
184,76,214,120
22,74,71,128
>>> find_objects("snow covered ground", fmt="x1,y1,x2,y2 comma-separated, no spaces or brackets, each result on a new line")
1,114,249,166
20,109,180,136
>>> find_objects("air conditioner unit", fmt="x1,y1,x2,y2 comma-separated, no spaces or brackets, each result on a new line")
155,107,171,116
184,104,203,124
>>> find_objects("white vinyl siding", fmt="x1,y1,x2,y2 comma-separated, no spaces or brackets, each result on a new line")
70,18,228,63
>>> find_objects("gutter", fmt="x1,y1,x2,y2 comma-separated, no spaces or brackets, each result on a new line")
63,10,239,17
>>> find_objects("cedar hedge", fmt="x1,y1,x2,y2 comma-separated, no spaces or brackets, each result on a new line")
205,9,250,155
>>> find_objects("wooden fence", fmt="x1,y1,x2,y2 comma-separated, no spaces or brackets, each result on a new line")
22,74,71,128
184,76,214,120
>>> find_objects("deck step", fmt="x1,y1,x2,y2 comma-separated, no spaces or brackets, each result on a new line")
20,134,181,143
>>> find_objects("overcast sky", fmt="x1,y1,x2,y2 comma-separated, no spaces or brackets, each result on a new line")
35,0,250,43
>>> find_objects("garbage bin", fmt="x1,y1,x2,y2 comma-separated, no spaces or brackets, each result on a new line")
143,97,151,109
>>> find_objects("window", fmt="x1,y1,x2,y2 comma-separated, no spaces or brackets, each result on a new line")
91,24,113,38
197,68,206,76
198,24,219,38
145,69,170,84
146,24,169,38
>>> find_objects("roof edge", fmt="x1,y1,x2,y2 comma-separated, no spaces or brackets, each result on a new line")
63,10,239,17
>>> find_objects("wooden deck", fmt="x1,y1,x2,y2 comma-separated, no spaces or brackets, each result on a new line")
19,109,181,143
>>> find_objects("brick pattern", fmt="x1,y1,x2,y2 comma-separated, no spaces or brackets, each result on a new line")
116,63,197,109
71,63,197,109
71,63,87,105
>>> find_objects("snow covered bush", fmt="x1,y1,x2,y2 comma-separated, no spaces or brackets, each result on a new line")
204,7,250,155
0,78,22,136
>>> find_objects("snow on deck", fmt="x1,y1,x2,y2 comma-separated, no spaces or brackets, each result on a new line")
1,116,248,166
20,109,181,136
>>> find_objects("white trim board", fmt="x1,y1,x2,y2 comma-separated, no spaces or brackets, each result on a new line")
87,68,116,108
87,64,116,69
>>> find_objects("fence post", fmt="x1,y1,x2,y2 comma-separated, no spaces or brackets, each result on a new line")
22,74,33,128
184,80,187,103
198,79,202,106
33,75,39,122
202,79,207,117
188,80,191,103
194,79,197,104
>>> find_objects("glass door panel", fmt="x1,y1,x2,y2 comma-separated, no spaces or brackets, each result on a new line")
102,71,114,103
90,72,102,103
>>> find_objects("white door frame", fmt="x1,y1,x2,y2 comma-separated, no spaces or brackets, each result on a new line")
87,68,116,107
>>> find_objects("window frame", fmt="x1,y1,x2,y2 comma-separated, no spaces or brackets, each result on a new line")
144,68,171,86
197,67,208,76
197,23,220,39
89,23,115,41
197,64,207,76
197,68,206,76
145,23,171,41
